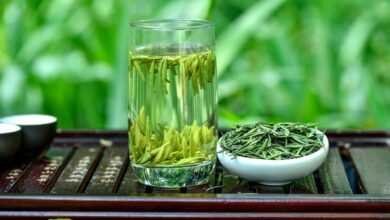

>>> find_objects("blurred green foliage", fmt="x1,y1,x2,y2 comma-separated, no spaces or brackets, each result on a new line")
0,0,390,129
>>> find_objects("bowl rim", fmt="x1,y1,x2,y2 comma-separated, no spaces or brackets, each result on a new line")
1,114,57,126
217,131,329,165
0,123,21,134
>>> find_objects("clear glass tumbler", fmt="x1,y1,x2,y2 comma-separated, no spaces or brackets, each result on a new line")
128,19,217,188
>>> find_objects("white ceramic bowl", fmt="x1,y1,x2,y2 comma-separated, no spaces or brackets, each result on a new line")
217,133,329,185
1,114,57,158
0,123,21,161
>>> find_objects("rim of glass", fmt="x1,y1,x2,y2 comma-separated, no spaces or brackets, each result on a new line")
129,19,213,30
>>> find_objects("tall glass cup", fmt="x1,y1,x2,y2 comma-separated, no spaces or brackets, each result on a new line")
128,19,217,188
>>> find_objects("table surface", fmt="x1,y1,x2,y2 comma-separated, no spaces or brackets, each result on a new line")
0,130,389,219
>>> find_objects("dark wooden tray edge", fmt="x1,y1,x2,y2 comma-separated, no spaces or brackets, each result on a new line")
0,194,389,212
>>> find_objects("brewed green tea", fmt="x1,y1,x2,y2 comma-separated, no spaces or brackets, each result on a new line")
128,43,217,187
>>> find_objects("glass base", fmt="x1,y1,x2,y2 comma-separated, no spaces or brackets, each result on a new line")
132,160,215,188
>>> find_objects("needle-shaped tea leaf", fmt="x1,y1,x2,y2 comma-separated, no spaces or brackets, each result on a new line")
221,122,323,160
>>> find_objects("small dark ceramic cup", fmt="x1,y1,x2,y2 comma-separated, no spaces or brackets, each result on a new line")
0,123,21,162
1,115,57,158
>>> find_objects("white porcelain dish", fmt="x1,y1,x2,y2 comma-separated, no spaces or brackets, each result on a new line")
217,133,329,185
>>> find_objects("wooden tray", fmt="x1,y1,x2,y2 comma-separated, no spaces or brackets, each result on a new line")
0,130,389,219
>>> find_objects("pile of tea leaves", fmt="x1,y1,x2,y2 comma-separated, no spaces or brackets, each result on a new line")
220,123,324,160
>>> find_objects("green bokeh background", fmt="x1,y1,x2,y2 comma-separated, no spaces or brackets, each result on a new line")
0,0,389,129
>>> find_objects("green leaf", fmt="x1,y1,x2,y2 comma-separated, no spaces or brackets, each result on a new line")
339,14,376,66
0,65,25,114
3,0,24,58
106,0,129,128
306,9,336,108
216,0,286,76
157,0,212,19
339,12,376,121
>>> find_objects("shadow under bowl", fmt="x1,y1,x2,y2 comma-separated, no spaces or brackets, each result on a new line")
217,133,329,186
1,114,57,158
0,123,22,162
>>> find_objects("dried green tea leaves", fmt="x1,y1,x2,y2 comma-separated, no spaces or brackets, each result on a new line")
220,123,324,160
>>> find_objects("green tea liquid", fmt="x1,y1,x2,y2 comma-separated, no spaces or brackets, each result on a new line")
128,43,217,187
